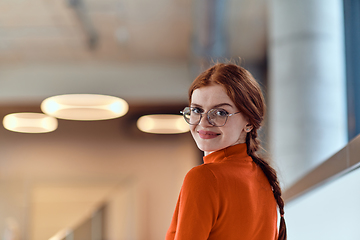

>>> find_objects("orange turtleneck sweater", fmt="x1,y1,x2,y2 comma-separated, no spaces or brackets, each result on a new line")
166,143,278,240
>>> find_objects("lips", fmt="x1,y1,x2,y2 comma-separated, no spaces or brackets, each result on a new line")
197,130,220,139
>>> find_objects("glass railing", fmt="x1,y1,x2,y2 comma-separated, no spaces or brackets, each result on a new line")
283,134,360,240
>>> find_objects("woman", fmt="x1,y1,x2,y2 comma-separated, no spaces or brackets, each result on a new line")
166,63,286,240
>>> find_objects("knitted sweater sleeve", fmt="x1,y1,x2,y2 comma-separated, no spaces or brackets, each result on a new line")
165,165,219,240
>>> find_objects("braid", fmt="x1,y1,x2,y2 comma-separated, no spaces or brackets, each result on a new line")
246,130,287,240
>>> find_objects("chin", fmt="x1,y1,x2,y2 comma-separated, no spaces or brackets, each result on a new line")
195,140,221,153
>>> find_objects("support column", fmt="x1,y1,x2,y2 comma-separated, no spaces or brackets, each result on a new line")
268,0,348,188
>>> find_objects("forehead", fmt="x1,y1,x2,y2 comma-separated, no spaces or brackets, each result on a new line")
191,84,234,106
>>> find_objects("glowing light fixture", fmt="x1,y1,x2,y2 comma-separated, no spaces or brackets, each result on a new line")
137,114,189,134
41,94,129,121
3,113,58,133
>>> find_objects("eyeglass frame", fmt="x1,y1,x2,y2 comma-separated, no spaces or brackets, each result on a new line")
180,106,240,127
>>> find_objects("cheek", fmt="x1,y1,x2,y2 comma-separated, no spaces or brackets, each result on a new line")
223,125,243,141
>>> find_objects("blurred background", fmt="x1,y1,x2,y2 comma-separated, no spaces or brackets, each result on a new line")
0,0,359,239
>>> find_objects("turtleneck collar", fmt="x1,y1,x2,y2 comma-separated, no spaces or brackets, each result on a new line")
203,143,252,164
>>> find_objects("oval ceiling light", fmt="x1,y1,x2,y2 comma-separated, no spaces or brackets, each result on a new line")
41,94,129,121
3,113,58,133
137,114,189,134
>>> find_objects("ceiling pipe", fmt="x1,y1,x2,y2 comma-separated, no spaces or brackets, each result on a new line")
68,0,99,49
190,0,229,76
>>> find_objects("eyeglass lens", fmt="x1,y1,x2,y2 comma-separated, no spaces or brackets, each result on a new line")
183,107,229,127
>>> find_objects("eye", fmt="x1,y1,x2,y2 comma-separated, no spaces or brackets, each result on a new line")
191,107,203,114
215,109,228,117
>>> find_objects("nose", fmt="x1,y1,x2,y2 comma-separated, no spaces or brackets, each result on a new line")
198,114,213,127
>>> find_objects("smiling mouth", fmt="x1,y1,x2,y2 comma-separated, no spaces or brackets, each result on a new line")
197,130,220,139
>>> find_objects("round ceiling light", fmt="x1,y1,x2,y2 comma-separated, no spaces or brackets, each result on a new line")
41,94,129,121
137,114,189,134
3,113,58,133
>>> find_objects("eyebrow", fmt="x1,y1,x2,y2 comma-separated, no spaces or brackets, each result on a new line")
191,103,234,108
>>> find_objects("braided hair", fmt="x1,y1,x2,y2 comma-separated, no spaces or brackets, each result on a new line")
189,63,287,240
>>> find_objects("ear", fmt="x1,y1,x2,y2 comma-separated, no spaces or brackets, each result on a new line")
244,123,253,133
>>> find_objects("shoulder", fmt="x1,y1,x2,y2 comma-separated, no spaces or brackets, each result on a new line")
181,164,219,199
182,164,218,189
185,164,216,181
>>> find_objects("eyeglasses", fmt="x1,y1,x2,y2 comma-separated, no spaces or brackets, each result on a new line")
180,107,240,127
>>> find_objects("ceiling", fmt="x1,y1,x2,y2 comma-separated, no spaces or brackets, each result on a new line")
0,0,267,63
0,0,267,103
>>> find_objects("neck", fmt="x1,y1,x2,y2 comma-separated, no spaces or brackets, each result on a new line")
204,151,213,156
203,141,246,156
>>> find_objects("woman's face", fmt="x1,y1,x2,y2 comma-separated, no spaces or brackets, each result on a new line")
190,84,251,156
